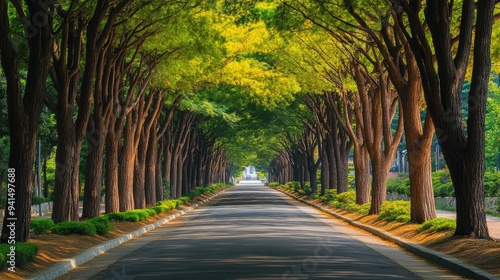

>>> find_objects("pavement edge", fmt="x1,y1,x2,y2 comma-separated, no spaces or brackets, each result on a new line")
28,187,232,280
275,188,500,280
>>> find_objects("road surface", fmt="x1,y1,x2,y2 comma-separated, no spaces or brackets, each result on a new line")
58,183,462,280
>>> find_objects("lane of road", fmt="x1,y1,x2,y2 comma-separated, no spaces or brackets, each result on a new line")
58,184,463,280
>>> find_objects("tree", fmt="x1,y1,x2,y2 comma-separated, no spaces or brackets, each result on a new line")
0,0,54,242
394,0,496,238
48,0,132,223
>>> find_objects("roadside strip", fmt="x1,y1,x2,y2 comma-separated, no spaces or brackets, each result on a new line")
28,187,231,280
275,188,500,280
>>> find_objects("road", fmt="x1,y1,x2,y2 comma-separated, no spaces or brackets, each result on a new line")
58,183,462,280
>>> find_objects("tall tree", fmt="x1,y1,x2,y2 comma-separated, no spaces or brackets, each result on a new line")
0,0,54,242
394,0,496,238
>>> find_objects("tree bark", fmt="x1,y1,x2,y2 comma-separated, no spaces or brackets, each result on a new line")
0,0,54,243
105,128,120,213
82,125,106,219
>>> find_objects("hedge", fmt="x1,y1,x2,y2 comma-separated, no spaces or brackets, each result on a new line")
30,218,55,234
0,243,39,270
418,217,456,232
51,221,97,236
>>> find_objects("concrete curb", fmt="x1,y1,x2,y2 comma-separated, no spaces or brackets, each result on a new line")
28,188,231,280
275,188,500,280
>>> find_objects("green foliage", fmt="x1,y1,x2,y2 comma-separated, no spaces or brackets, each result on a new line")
386,174,410,196
378,201,411,222
268,182,280,188
0,243,39,270
419,218,456,233
302,183,313,195
87,216,111,236
31,196,51,205
51,221,97,236
336,191,356,205
106,212,141,222
432,170,455,197
320,189,337,202
484,172,500,197
30,219,55,234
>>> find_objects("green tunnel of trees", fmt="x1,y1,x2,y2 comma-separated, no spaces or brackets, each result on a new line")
1,0,500,243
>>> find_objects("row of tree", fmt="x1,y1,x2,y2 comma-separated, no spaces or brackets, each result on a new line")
267,0,498,240
0,0,244,243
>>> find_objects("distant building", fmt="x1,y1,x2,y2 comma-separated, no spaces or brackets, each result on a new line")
242,165,258,180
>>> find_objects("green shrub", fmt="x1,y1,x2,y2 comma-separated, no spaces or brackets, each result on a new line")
303,186,313,195
387,174,410,196
320,189,337,203
379,200,411,222
156,200,177,211
87,216,111,235
336,190,356,205
484,172,500,197
152,206,165,214
32,196,50,205
125,209,153,221
0,243,39,270
51,221,97,236
106,212,142,222
30,219,55,234
419,218,456,232
395,215,411,223
269,182,280,188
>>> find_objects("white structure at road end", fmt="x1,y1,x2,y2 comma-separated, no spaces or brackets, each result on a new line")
242,165,258,181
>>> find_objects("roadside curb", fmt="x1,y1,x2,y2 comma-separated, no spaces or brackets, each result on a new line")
275,188,500,280
28,187,231,280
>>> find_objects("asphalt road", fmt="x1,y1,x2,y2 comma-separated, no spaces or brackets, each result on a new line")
58,183,462,280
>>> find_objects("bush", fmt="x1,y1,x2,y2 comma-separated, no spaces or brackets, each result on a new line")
419,218,456,232
30,219,55,234
106,210,148,222
269,182,280,188
336,190,356,205
320,189,337,203
51,221,97,236
125,209,153,221
387,174,410,196
87,216,111,235
379,201,411,222
0,243,39,270
156,200,177,211
303,186,313,195
484,172,500,197
32,196,50,205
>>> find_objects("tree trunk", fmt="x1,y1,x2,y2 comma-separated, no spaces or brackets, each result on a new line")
368,156,391,214
52,136,81,223
408,140,436,222
133,135,147,209
119,118,136,211
43,159,49,198
0,0,53,243
320,156,328,196
354,144,370,204
145,125,158,206
105,130,120,213
82,126,106,219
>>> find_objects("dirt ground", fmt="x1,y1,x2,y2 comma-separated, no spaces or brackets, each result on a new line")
1,188,499,279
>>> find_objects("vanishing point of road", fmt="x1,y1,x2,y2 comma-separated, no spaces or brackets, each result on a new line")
58,183,464,280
